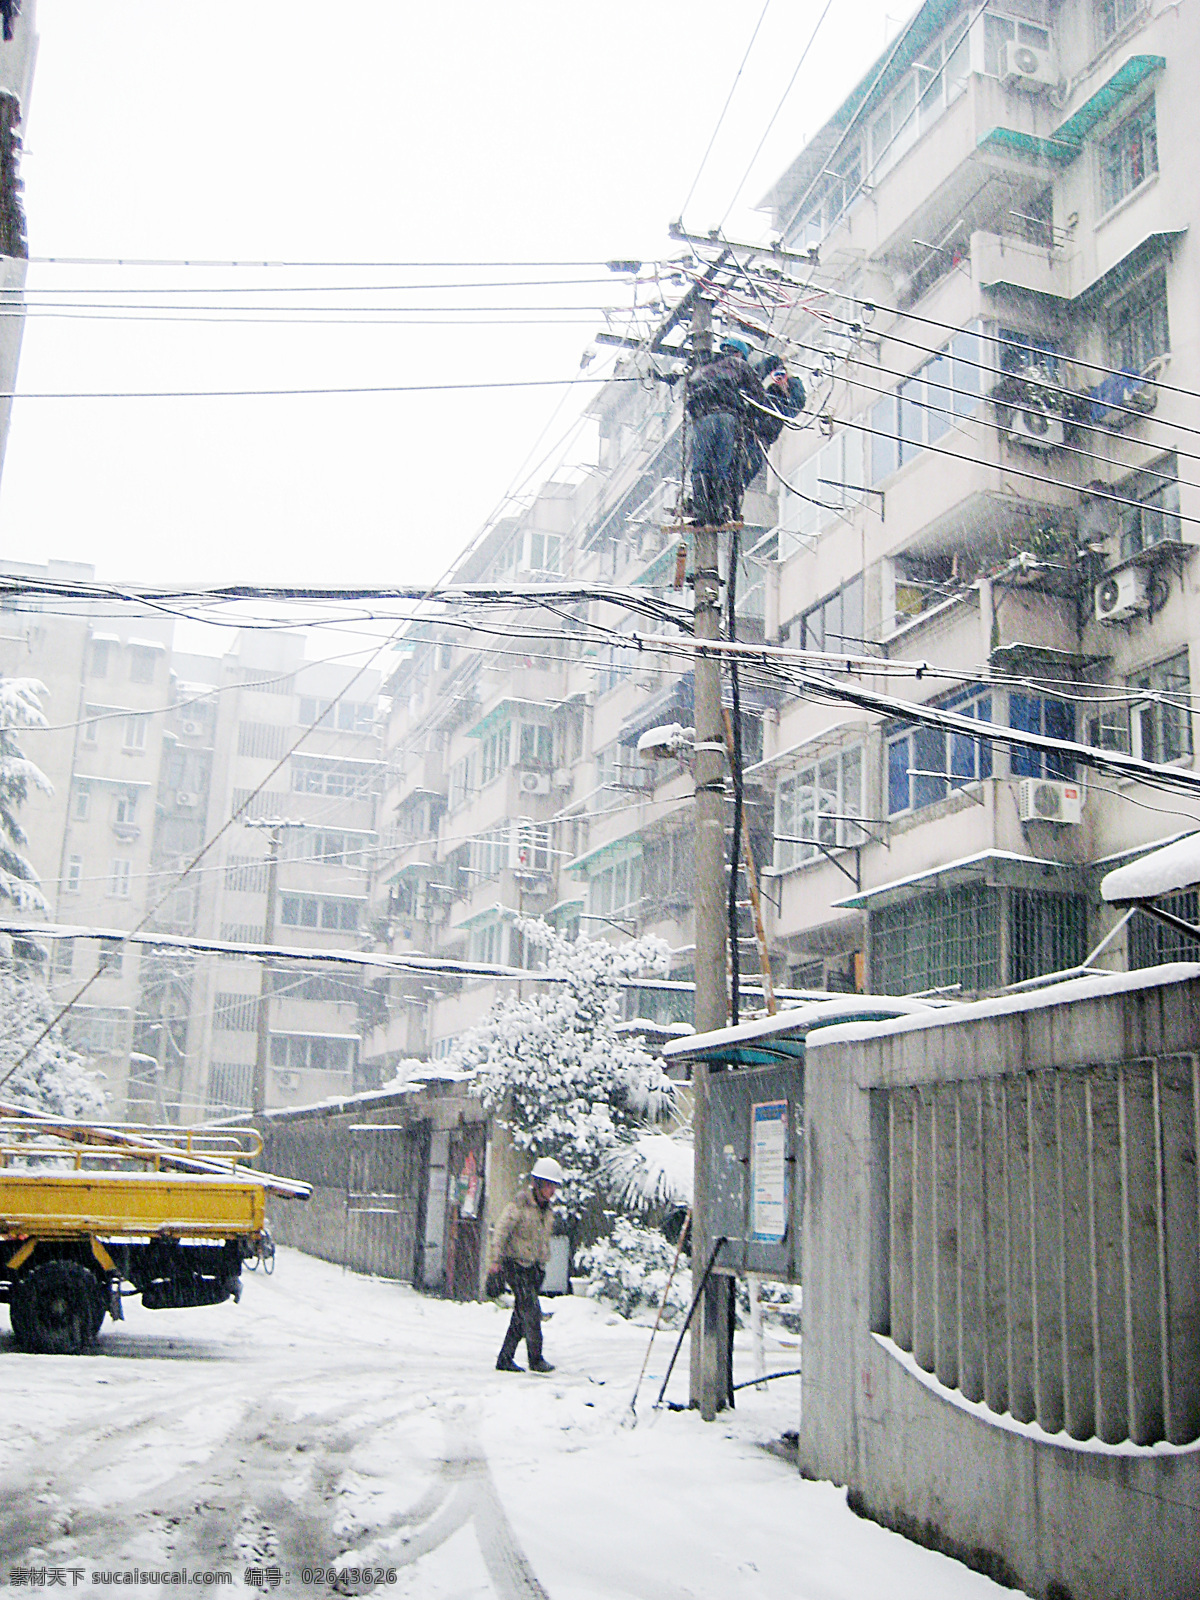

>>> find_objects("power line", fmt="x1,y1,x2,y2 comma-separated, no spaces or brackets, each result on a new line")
678,0,773,223
718,0,836,229
0,376,641,401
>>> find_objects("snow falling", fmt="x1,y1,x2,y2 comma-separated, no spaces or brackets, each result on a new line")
0,1248,1014,1599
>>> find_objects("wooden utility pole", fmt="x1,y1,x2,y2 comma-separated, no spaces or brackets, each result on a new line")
246,818,306,1115
688,291,733,1419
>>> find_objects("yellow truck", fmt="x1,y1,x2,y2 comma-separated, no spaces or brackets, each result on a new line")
0,1110,310,1353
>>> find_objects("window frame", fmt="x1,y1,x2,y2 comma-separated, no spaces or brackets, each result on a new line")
886,687,994,817
1097,95,1158,216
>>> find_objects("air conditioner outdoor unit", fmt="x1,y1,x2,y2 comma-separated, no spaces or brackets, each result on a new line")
180,720,204,738
518,770,551,795
1007,404,1065,452
274,1069,300,1090
552,767,573,790
176,791,199,808
1002,39,1057,91
1095,567,1150,623
1018,778,1083,825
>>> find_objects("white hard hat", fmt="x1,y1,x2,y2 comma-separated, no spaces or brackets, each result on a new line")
530,1156,565,1185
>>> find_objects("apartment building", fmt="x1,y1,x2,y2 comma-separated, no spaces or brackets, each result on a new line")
155,633,383,1120
364,0,1197,1067
0,569,179,1116
751,0,1196,994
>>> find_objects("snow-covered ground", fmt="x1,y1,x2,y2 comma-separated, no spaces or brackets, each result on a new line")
0,1248,1012,1600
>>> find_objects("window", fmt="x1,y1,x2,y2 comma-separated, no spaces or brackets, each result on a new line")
129,647,157,685
887,688,993,815
470,921,505,966
107,859,132,898
866,327,985,486
642,832,695,905
225,855,269,893
478,724,510,787
213,992,259,1032
238,721,289,761
793,577,864,656
1106,267,1169,373
123,714,148,752
590,852,643,918
448,754,473,810
89,640,109,678
513,817,551,873
81,712,99,746
291,756,376,797
518,722,554,767
308,830,364,867
98,938,123,975
1131,650,1193,764
1098,0,1145,42
299,697,374,733
52,940,74,978
269,1034,355,1074
65,855,83,895
872,884,1001,995
114,788,138,826
1129,888,1199,967
594,744,652,811
470,825,510,882
279,893,362,931
775,746,864,869
73,783,91,822
1009,693,1074,779
527,530,562,573
1099,98,1158,213
1118,454,1180,557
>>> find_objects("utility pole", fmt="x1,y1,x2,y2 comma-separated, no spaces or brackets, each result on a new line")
245,818,307,1116
688,290,733,1420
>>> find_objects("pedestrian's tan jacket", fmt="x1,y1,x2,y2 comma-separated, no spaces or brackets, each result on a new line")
491,1186,554,1268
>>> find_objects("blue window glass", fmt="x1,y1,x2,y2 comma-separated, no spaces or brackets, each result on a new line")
888,734,911,814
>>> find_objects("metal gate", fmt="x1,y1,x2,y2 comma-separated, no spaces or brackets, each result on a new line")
344,1122,428,1281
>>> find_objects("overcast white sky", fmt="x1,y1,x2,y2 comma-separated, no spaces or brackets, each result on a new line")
0,1,917,593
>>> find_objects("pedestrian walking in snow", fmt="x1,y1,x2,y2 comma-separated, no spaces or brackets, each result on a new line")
487,1156,562,1373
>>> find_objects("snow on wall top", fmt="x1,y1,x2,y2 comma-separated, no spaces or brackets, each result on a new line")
662,995,938,1059
1101,832,1200,902
806,962,1200,1049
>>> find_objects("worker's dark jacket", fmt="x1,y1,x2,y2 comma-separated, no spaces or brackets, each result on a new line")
752,375,806,446
685,353,766,421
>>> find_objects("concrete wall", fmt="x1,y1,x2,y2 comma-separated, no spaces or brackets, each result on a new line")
800,965,1200,1600
255,1080,487,1291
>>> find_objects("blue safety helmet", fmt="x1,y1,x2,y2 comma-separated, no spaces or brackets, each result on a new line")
719,337,751,358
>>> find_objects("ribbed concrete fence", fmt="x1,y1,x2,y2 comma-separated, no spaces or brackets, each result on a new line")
879,1055,1200,1445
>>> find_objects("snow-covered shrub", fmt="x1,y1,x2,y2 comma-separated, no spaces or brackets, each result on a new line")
578,1217,691,1323
453,920,676,1226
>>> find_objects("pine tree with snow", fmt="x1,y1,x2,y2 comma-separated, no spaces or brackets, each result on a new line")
0,956,105,1117
0,676,52,913
453,919,677,1227
0,676,104,1118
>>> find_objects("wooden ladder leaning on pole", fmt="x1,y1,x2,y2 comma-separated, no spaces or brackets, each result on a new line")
721,705,776,1018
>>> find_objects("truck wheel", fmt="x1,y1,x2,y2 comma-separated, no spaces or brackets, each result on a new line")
10,1260,104,1354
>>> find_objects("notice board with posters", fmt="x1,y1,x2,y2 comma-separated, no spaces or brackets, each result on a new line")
704,1062,802,1281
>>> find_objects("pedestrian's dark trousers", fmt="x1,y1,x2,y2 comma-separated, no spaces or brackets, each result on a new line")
689,411,740,524
498,1258,544,1365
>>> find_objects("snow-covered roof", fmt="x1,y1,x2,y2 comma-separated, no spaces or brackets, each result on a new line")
1101,833,1200,902
832,849,1082,910
806,962,1200,1049
662,995,938,1062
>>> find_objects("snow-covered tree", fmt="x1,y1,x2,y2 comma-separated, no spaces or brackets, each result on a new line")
0,676,52,913
453,920,677,1226
0,677,104,1118
0,954,105,1117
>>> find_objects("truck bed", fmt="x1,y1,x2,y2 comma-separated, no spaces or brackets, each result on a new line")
0,1169,267,1239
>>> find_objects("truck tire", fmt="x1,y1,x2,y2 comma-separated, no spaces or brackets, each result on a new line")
10,1259,104,1354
